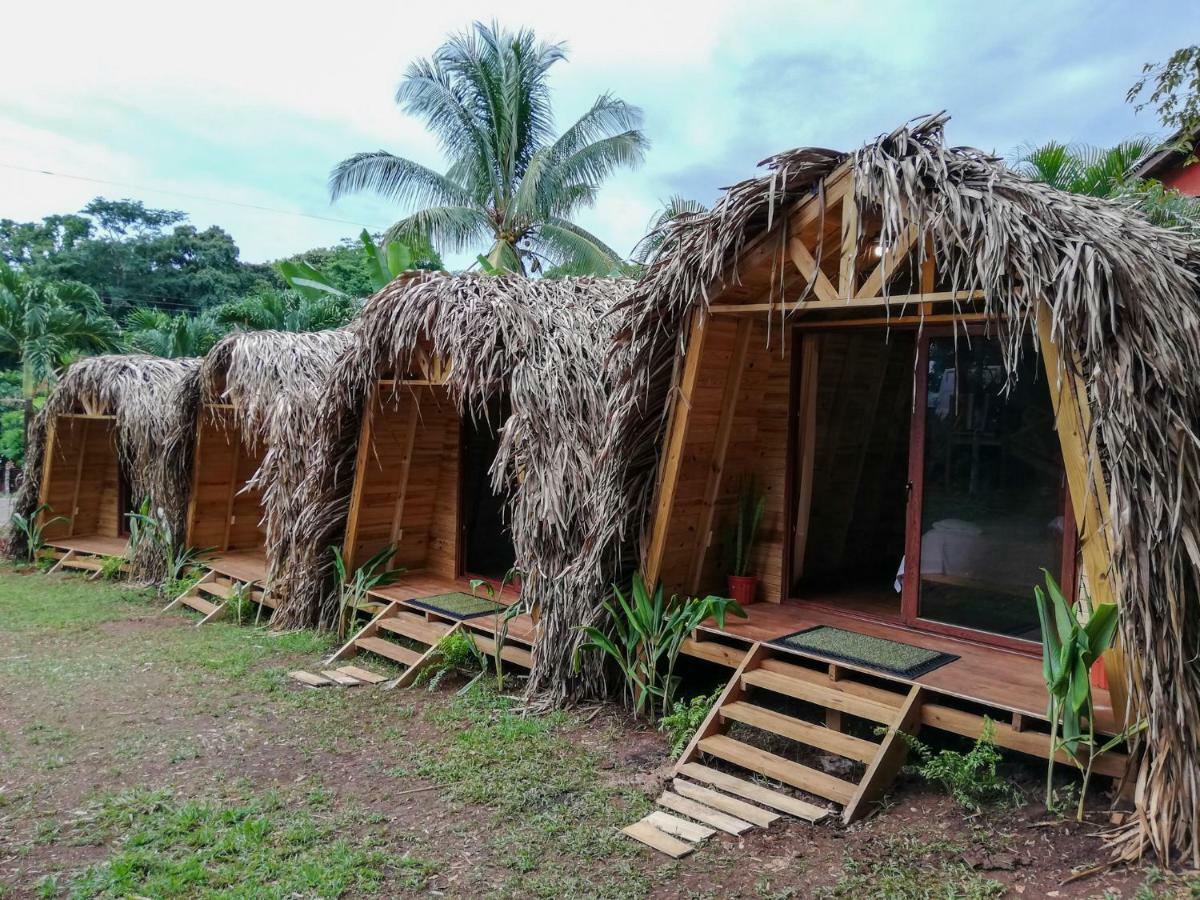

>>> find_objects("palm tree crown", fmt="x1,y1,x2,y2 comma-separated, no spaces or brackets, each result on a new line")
330,22,647,275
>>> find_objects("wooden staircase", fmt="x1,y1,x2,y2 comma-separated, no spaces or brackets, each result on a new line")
677,642,923,824
162,570,273,626
327,599,533,686
43,548,128,579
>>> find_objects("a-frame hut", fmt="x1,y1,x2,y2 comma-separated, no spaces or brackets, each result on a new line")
164,329,352,623
278,273,632,693
9,354,200,580
602,115,1200,862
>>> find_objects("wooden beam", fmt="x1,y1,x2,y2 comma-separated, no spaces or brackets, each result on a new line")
688,318,753,593
791,336,819,579
710,289,987,317
1036,303,1129,730
787,238,839,303
792,312,1000,331
67,419,88,537
388,395,421,566
221,432,243,553
644,306,709,588
838,187,858,296
855,223,921,300
340,383,378,570
843,685,925,823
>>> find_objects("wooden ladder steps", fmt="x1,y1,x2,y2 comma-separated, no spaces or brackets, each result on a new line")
61,557,106,572
677,762,830,822
179,593,220,616
354,636,424,667
377,611,452,645
741,667,900,724
680,637,747,668
671,778,779,827
697,734,857,805
470,633,533,669
719,700,879,764
657,790,753,835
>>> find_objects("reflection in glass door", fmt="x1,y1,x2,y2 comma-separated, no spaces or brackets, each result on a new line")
910,336,1066,642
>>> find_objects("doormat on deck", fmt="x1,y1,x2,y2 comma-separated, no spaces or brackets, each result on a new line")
769,626,958,678
406,592,505,620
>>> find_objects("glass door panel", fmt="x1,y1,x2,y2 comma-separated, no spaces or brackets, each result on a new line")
914,336,1065,641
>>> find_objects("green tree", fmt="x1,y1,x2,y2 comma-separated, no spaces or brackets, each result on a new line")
278,230,443,301
632,195,708,266
124,308,225,358
1128,45,1200,137
0,262,120,432
329,22,646,275
1015,139,1200,236
212,289,354,333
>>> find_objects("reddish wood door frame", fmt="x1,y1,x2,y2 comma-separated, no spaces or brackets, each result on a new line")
784,323,1079,656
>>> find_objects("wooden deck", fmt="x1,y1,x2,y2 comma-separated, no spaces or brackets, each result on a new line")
45,535,129,557
368,572,536,646
201,550,268,584
695,600,1114,726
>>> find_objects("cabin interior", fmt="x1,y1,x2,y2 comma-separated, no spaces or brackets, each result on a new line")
649,168,1125,822
38,412,136,564
184,406,269,584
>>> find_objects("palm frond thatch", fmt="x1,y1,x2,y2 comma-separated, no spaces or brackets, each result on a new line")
8,354,201,580
277,272,634,705
169,328,354,599
600,113,1200,866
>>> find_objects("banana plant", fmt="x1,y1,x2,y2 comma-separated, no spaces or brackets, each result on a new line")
578,574,746,719
1035,569,1143,820
470,568,525,690
10,503,68,564
331,544,406,640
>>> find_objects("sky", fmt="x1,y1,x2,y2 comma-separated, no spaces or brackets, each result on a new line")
2,0,1197,266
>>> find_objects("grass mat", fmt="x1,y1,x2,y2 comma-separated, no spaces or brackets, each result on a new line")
770,625,958,678
406,592,505,620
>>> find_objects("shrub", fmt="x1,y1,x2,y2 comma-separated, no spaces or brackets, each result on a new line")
659,689,720,758
899,719,1020,812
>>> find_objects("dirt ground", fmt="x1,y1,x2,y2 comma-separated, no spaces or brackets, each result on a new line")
0,572,1185,898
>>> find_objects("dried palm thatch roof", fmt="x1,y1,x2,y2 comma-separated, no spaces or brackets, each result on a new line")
277,272,633,702
600,113,1200,865
9,354,201,580
170,328,354,597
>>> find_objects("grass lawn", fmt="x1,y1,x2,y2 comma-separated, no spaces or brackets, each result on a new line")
0,571,1177,898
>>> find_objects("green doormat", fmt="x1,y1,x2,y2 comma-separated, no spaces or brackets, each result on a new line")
405,592,505,620
770,626,958,678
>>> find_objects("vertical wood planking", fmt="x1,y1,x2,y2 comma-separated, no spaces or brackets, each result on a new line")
790,335,820,581
341,382,378,571
388,394,420,564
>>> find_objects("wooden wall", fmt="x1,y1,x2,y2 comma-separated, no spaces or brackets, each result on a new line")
343,384,461,578
655,317,792,603
186,410,268,553
39,416,120,541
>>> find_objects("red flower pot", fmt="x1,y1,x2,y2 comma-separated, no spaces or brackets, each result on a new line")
726,575,758,606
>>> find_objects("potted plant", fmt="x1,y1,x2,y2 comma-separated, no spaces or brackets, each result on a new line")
724,478,765,606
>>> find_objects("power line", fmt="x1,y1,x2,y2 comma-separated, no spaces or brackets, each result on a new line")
0,161,375,230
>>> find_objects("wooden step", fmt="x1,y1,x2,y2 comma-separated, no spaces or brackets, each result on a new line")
355,637,423,667
645,811,715,843
720,701,879,764
758,658,908,708
680,638,748,668
672,778,779,827
471,634,533,669
621,819,694,858
697,735,857,805
677,762,830,822
657,791,752,835
377,611,452,646
179,593,220,616
62,557,106,572
742,668,899,724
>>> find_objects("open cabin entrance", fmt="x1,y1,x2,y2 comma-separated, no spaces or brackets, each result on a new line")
791,327,1074,649
38,413,132,570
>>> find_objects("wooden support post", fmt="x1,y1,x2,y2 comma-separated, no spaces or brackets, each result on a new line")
791,336,820,579
644,307,709,588
788,238,839,303
221,425,243,553
839,191,858,296
388,394,420,566
843,684,924,823
688,319,753,593
1035,303,1129,729
45,549,74,576
67,420,88,537
675,642,770,771
341,382,379,571
855,223,920,300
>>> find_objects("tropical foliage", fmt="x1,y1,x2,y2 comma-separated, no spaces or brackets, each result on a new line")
124,308,224,358
329,22,646,275
213,290,354,333
632,195,708,265
1128,44,1200,137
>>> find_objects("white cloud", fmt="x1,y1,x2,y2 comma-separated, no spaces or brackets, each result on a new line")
2,0,1197,262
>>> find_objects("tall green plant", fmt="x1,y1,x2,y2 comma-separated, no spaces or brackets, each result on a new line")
126,503,207,594
331,545,406,640
724,478,765,577
1034,569,1144,821
577,575,746,718
329,22,646,275
10,503,67,564
470,567,524,690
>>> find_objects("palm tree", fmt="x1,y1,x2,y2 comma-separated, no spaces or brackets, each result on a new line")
0,262,120,432
1015,138,1200,236
213,290,354,332
329,22,647,275
632,195,708,266
124,308,225,359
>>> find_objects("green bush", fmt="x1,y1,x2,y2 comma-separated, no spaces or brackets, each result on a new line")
899,719,1020,812
659,689,720,758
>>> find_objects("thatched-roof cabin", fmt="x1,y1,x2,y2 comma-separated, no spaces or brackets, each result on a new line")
601,114,1200,862
9,354,200,581
164,329,352,622
277,273,633,694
